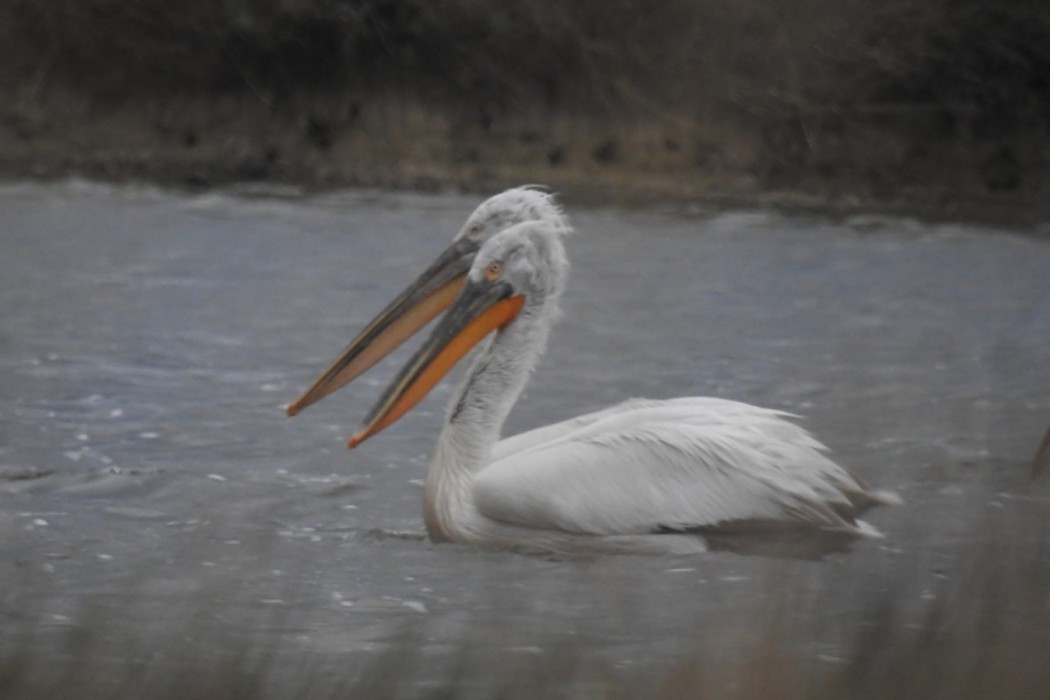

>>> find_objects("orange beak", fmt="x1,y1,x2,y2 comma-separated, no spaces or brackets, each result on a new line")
287,237,480,417
348,278,525,448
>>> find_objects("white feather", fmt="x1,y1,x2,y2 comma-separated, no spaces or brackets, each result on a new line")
477,397,876,536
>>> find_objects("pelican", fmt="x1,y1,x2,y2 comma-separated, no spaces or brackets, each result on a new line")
289,187,898,556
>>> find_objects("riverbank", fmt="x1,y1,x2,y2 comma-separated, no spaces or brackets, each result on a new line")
3,89,1048,228
2,1,1048,225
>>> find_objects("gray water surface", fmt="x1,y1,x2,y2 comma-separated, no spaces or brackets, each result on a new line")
2,181,1048,688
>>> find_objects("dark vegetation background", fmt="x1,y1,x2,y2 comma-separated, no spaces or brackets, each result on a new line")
2,0,1049,210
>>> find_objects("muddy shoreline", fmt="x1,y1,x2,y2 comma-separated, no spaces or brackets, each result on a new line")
2,91,1048,228
4,2,1049,226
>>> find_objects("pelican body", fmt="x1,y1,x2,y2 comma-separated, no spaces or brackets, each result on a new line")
289,187,897,556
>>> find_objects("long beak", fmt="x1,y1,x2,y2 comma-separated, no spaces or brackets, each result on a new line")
348,278,525,449
287,237,480,417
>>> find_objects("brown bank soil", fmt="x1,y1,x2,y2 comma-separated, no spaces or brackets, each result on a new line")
2,90,1049,227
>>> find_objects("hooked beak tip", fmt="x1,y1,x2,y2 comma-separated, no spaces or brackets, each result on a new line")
286,401,303,417
347,433,365,450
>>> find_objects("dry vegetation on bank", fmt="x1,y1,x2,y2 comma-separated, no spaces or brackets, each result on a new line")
2,0,1049,209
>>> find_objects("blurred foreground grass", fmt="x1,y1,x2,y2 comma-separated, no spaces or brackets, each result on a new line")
2,500,1047,700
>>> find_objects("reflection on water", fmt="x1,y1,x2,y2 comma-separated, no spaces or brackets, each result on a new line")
1,181,1048,694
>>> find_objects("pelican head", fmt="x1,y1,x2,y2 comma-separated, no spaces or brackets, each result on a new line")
454,185,566,244
347,220,571,447
287,186,566,417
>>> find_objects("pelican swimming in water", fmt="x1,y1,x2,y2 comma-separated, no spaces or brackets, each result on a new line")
289,187,898,556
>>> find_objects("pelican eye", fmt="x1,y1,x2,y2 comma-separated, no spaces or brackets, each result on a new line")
467,223,483,238
484,260,504,281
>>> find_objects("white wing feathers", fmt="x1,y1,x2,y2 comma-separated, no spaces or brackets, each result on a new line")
474,398,882,536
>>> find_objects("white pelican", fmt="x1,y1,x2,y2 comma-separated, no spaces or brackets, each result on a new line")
289,188,898,556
